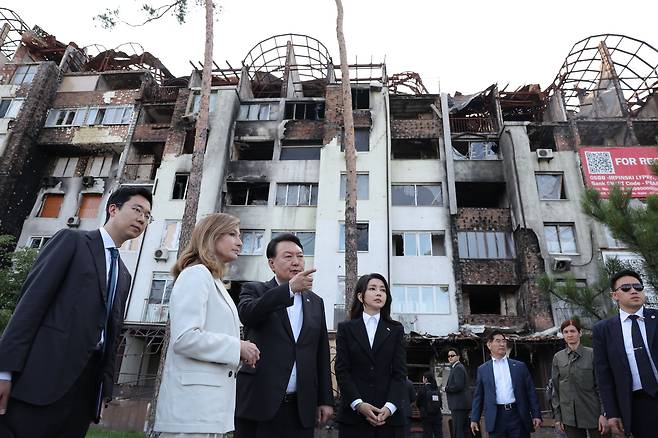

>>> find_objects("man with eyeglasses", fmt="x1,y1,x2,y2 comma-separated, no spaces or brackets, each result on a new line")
0,186,152,438
593,269,658,438
445,349,470,438
470,331,542,438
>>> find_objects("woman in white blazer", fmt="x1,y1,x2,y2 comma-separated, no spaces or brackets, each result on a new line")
154,213,260,437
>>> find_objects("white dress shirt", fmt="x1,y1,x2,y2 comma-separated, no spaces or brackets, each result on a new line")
492,356,516,404
0,228,118,383
619,306,658,391
277,277,303,394
350,312,397,415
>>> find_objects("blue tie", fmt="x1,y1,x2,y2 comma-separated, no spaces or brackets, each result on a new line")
106,248,119,319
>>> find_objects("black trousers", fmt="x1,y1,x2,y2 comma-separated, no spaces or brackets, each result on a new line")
630,390,658,438
339,420,403,438
489,405,529,438
0,354,100,438
450,409,469,438
234,398,313,438
421,415,442,438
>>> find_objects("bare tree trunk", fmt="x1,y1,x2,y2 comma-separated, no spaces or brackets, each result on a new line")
146,1,214,434
335,0,358,313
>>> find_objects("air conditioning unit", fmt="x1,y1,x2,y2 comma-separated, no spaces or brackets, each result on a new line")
81,176,96,187
154,247,170,261
552,257,572,272
41,176,59,187
181,112,197,123
66,216,81,227
536,148,554,160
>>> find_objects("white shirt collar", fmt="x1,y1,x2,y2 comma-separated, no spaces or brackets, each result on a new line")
620,306,645,322
100,227,118,249
363,312,380,324
492,355,508,363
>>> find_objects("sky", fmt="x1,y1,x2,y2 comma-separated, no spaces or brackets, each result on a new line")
2,0,657,94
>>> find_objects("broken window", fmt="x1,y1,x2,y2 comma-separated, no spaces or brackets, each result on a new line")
457,231,515,259
391,184,442,206
86,155,113,177
391,284,449,314
275,183,319,206
352,88,370,110
544,223,577,254
536,173,566,200
392,232,445,256
338,222,369,251
466,286,501,314
233,141,274,160
237,103,279,121
391,139,439,159
0,98,24,119
226,182,269,206
27,236,51,250
271,231,316,256
341,128,370,152
239,230,265,255
284,101,325,120
78,194,102,219
96,72,144,91
141,105,174,124
11,65,38,85
38,193,64,218
455,182,507,208
340,173,369,200
161,220,181,250
452,140,499,160
172,173,190,199
191,91,219,114
280,141,322,160
53,157,79,177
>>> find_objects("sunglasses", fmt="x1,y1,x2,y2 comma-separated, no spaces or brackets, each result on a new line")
447,354,457,358
614,283,644,293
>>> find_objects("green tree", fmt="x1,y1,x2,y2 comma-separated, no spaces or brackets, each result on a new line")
0,235,38,334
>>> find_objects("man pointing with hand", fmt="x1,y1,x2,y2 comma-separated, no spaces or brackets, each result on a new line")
235,233,334,438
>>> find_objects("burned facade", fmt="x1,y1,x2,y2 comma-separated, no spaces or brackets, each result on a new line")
2,9,658,430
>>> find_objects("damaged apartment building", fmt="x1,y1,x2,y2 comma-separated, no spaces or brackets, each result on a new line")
2,10,658,428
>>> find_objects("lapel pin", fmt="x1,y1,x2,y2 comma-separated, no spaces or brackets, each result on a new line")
386,327,390,331
652,315,655,319
306,298,310,302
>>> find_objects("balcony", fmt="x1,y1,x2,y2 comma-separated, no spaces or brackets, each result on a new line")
459,259,518,285
391,119,441,139
132,124,169,142
141,299,169,324
462,314,526,329
449,117,495,133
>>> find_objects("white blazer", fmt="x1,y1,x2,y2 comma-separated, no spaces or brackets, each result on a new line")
154,264,241,434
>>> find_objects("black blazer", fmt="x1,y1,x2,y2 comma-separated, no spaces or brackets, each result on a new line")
0,229,131,406
335,316,407,428
236,278,334,428
445,361,471,410
593,307,658,432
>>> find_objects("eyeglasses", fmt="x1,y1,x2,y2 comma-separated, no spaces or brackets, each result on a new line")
117,203,153,224
447,354,457,358
614,283,644,293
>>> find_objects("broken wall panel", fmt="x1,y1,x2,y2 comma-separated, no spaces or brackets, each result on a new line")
391,138,439,159
283,120,324,141
390,119,441,139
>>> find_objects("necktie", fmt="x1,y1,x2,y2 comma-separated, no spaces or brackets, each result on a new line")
628,315,658,396
106,248,119,318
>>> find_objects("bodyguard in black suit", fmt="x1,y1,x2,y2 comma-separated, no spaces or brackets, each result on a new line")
593,269,658,438
445,348,470,438
235,233,334,438
0,187,152,438
335,273,407,438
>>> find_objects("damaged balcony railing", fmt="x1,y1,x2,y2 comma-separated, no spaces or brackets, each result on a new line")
449,117,495,133
141,298,169,324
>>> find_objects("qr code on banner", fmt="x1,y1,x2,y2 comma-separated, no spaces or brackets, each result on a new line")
585,151,614,174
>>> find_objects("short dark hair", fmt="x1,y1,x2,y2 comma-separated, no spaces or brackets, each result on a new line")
105,186,153,223
610,269,643,291
266,233,303,259
560,318,581,332
423,370,438,388
486,330,505,343
447,348,459,357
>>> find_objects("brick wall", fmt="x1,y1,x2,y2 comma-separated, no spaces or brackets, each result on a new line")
132,124,170,142
283,120,324,141
163,88,191,156
38,125,130,145
459,259,518,285
391,119,441,139
514,229,553,331
52,89,140,108
455,208,512,231
323,85,372,144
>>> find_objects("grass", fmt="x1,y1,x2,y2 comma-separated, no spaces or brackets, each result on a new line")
86,429,145,438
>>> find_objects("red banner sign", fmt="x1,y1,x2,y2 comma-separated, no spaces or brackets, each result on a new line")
579,147,658,198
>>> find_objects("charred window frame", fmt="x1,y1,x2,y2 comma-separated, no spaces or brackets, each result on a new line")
233,141,275,160
351,88,370,110
275,183,319,206
391,139,439,159
536,173,566,200
457,231,516,259
172,173,190,200
284,101,325,121
226,182,270,206
338,222,369,252
392,231,446,256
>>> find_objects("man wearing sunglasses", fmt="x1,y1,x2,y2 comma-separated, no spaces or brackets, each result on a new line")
593,269,658,438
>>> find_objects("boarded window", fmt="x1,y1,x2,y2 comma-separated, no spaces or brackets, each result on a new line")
38,194,64,218
78,194,102,219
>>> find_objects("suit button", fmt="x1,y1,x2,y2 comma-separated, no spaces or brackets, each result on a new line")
228,371,233,377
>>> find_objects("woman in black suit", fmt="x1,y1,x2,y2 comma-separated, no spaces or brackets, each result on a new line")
335,273,407,438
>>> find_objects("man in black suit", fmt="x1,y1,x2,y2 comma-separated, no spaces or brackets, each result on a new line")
235,233,334,438
593,269,658,438
0,186,152,438
445,348,470,438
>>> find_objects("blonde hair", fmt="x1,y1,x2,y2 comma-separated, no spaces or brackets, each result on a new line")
172,213,240,280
